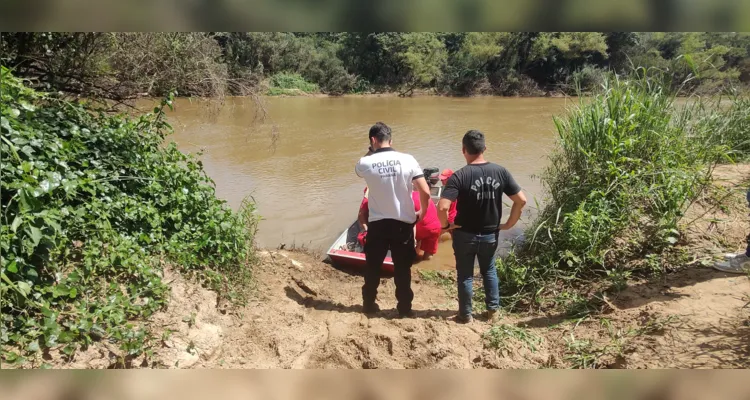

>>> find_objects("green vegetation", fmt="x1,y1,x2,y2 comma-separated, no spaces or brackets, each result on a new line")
564,316,679,369
2,32,749,99
700,94,750,162
267,72,320,96
498,68,748,311
418,270,454,294
0,69,259,366
483,324,542,353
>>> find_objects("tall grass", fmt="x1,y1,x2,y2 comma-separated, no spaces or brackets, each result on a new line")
498,69,729,309
699,92,750,162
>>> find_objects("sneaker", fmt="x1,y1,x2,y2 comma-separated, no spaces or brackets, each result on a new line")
714,254,750,274
455,314,473,324
485,309,500,323
363,302,381,314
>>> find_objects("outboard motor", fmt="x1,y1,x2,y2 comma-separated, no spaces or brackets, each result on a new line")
423,167,440,187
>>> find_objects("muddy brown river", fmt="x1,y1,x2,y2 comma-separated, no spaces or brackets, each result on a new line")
159,96,573,270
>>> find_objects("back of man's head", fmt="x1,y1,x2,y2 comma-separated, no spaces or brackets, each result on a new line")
462,130,486,155
369,122,392,143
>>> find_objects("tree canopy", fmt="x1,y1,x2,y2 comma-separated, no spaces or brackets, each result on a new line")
2,32,749,98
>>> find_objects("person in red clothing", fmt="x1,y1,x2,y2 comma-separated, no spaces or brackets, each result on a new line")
412,187,441,260
356,146,375,244
361,183,441,259
357,187,370,246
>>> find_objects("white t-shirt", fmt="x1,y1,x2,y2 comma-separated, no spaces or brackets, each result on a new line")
355,148,424,224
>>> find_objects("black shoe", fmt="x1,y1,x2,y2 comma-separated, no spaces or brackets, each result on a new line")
455,314,473,324
363,302,380,314
398,310,416,318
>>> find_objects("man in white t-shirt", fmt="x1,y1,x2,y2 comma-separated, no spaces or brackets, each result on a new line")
355,122,431,317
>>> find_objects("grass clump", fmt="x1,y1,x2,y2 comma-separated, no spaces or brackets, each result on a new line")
564,315,680,368
483,324,542,353
699,92,750,162
498,68,730,310
418,270,454,292
0,68,259,365
267,72,320,95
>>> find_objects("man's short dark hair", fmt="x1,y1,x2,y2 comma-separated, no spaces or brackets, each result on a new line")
369,122,392,143
462,130,486,155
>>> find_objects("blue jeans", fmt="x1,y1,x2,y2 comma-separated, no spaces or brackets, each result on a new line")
452,229,500,317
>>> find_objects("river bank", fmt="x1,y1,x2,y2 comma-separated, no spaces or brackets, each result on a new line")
261,89,573,99
27,164,749,369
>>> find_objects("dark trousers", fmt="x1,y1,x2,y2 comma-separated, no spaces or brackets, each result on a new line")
362,219,416,313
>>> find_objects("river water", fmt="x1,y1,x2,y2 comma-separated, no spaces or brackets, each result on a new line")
159,96,573,270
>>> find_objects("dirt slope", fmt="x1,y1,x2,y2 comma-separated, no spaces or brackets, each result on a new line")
153,247,746,369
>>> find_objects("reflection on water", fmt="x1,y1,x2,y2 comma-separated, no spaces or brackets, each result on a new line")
155,96,572,270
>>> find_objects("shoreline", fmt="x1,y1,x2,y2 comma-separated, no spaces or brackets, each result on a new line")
261,90,573,99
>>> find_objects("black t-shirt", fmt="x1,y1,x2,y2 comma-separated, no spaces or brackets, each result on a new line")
441,162,521,234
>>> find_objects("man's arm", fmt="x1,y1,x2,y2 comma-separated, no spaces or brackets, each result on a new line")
438,198,453,228
354,159,364,178
499,191,527,231
439,173,461,230
413,176,430,222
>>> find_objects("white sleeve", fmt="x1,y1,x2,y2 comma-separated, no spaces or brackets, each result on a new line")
410,156,423,180
354,159,365,178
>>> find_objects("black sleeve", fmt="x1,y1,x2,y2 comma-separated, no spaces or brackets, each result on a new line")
502,168,522,197
441,173,460,201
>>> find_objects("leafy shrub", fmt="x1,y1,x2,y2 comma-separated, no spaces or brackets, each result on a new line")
267,72,319,95
0,68,259,365
565,65,607,94
109,33,229,98
489,70,545,96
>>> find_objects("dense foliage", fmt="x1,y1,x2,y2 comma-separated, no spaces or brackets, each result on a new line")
496,69,744,310
0,68,258,365
3,32,749,98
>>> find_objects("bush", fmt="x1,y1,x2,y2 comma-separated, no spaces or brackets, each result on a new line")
109,33,229,98
498,69,724,309
489,70,544,96
565,65,607,94
267,72,319,95
0,33,230,100
0,68,259,365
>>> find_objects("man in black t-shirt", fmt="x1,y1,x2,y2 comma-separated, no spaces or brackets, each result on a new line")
438,130,527,323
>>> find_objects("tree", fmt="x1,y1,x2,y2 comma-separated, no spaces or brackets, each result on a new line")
398,33,447,96
441,32,509,95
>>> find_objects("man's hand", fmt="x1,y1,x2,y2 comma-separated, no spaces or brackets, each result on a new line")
415,208,425,223
441,223,460,234
500,191,527,232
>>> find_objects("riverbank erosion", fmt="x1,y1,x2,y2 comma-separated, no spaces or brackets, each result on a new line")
36,164,749,369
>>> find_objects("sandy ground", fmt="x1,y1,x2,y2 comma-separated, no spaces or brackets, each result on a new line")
39,164,750,369
132,246,747,369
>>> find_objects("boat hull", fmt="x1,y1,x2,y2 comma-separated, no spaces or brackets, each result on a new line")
328,248,395,274
325,184,443,275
